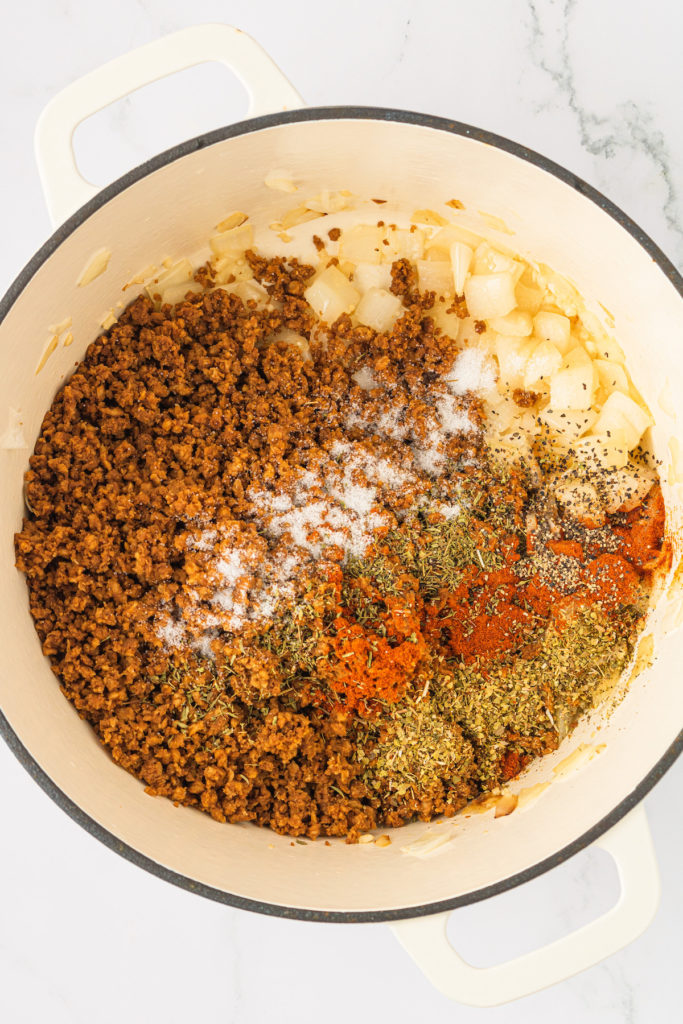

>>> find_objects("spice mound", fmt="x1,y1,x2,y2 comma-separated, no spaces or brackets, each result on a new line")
15,248,665,842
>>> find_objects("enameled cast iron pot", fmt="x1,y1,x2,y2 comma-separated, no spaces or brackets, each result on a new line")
1,25,681,1006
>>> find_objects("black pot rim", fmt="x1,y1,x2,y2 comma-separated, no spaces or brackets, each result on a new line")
1,104,681,925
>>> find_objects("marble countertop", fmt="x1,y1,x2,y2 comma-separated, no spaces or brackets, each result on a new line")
1,1,681,1020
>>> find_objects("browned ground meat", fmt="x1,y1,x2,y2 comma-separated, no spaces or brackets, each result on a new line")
16,266,481,841
14,254,656,842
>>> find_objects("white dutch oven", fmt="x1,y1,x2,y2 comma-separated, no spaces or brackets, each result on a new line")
1,25,681,1007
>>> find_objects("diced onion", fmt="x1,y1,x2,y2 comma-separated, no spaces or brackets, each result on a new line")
354,288,403,332
385,227,427,262
465,272,516,319
524,340,563,389
533,311,572,353
146,260,203,304
306,190,354,214
209,223,254,258
339,225,384,265
553,478,603,521
571,434,629,471
514,282,544,315
213,257,253,285
459,317,493,348
268,328,312,361
353,263,392,293
304,265,360,322
539,407,597,441
417,260,453,295
549,347,596,410
488,310,533,336
595,359,629,396
495,335,536,387
426,225,483,252
229,280,269,306
473,242,518,276
600,464,658,513
590,391,653,450
450,242,473,295
430,300,461,341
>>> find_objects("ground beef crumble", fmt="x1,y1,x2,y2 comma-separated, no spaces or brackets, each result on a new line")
14,253,660,842
16,266,475,841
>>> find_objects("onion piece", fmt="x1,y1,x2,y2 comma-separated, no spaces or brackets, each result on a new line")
524,340,563,389
426,224,484,252
571,433,629,471
353,263,392,293
229,280,269,306
417,259,453,296
554,477,603,521
450,242,473,295
488,310,533,337
304,266,360,322
465,272,516,319
515,282,545,315
549,346,596,410
306,190,354,214
473,242,519,276
430,299,461,341
354,288,403,332
590,391,653,450
339,225,384,265
533,311,572,354
268,328,311,361
600,464,658,513
385,227,427,262
595,358,629,396
494,794,518,818
539,407,597,442
495,335,536,388
209,223,253,258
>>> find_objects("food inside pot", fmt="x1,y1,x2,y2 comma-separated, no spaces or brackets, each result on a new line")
15,205,667,842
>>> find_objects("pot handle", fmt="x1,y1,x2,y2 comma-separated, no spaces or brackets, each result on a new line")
34,23,304,227
390,802,660,1006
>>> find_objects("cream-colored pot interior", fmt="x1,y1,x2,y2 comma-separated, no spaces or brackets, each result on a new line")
1,116,682,916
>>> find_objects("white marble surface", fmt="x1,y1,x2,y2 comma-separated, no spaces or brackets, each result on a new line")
1,1,681,1019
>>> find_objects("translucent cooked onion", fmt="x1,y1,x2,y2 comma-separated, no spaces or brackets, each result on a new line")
354,288,403,332
549,347,596,410
488,310,533,337
539,407,597,442
590,391,653,450
533,311,572,354
600,464,658,513
495,335,536,388
209,223,254,259
524,340,563,389
339,225,384,265
304,265,360,322
416,259,453,296
353,262,392,293
450,242,473,296
465,272,516,319
595,359,630,396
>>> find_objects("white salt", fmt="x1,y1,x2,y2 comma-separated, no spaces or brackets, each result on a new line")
158,620,187,648
445,347,497,396
435,396,476,435
351,366,378,391
435,501,462,520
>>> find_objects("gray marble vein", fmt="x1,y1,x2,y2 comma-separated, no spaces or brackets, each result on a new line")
527,0,683,265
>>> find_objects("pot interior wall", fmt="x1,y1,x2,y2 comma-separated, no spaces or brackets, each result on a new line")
1,117,682,914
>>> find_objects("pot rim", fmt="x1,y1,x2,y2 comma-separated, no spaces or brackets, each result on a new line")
1,105,681,924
